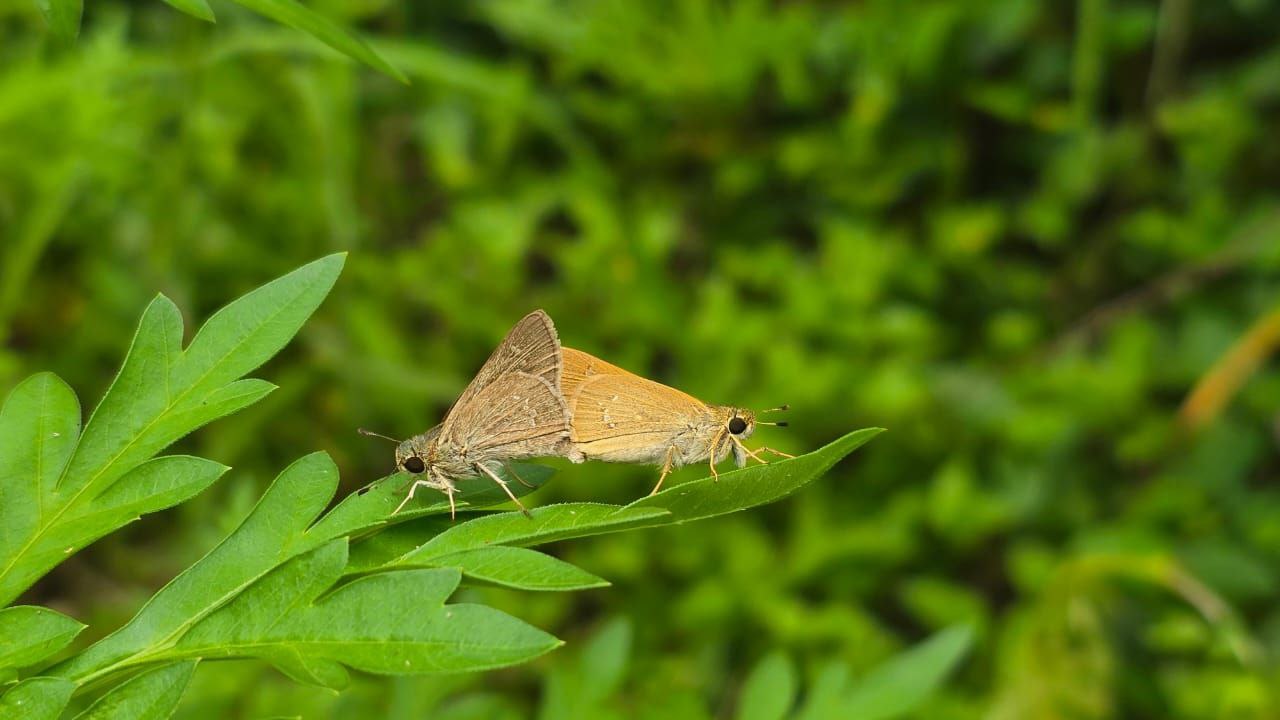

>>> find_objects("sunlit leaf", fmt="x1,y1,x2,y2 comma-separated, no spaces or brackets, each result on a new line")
0,254,345,606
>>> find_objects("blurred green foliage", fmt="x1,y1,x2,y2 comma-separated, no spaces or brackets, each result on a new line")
3,0,1280,716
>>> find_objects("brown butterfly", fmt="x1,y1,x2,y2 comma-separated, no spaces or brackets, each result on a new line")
560,347,790,495
365,310,574,518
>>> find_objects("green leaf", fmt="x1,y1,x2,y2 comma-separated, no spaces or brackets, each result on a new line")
312,462,556,543
0,606,84,679
538,617,631,720
392,504,674,565
628,427,886,524
0,676,73,720
736,652,796,720
229,0,407,83
25,458,229,575
0,254,344,606
367,429,882,571
171,541,560,687
73,661,196,720
0,373,81,583
32,0,82,41
161,0,215,23
794,661,852,720
576,618,631,703
55,452,343,685
62,456,230,537
428,547,609,592
840,625,974,720
57,452,560,689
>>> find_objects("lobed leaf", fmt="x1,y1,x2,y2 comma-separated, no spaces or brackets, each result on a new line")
0,606,84,680
72,661,196,720
58,452,564,689
55,452,342,685
171,541,559,687
0,254,344,606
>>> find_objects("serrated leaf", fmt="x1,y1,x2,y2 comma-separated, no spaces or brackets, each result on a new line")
0,254,344,606
73,661,196,720
229,0,407,83
736,652,796,720
429,547,609,592
172,541,559,684
161,0,214,23
0,676,73,719
33,0,82,41
0,606,85,677
840,625,973,719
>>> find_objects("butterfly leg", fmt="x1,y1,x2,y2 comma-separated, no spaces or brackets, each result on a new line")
756,446,795,459
649,446,678,496
708,429,727,481
476,462,533,518
438,470,458,520
392,478,435,516
731,436,770,465
505,462,537,489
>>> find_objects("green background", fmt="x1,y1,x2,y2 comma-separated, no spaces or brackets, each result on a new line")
3,0,1280,716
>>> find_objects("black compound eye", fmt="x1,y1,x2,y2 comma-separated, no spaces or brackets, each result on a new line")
402,456,426,474
728,417,748,435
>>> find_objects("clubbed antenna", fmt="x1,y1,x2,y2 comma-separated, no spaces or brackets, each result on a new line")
358,427,401,443
757,404,789,426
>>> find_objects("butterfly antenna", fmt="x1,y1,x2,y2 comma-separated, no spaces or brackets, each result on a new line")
757,404,789,426
358,428,401,443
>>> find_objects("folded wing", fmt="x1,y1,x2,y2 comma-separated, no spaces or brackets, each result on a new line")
447,371,571,461
442,310,563,439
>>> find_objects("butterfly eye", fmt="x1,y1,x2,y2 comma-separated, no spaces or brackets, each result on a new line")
402,456,426,474
728,417,748,435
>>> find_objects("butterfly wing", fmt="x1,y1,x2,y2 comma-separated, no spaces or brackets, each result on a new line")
447,370,571,461
563,347,634,399
440,310,563,440
567,361,708,462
